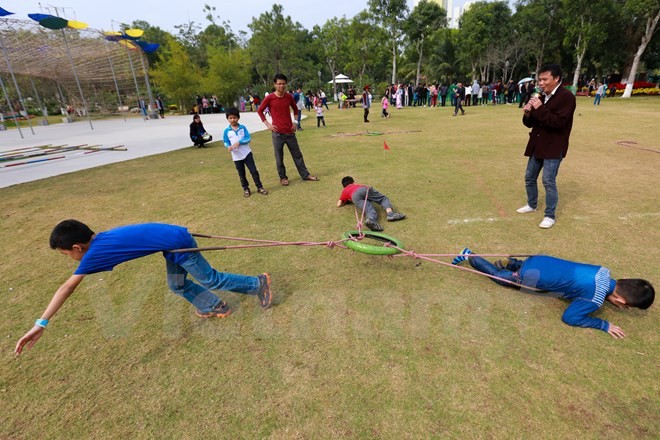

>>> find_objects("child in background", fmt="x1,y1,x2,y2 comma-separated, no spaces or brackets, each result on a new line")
337,176,405,231
381,96,390,118
315,102,326,127
222,107,268,198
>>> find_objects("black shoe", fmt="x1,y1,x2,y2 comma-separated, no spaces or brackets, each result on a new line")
365,219,384,231
256,273,272,309
387,212,406,222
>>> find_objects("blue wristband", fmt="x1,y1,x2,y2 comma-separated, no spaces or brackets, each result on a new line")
35,319,49,328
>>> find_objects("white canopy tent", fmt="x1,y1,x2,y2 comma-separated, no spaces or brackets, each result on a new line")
327,73,354,84
328,74,354,101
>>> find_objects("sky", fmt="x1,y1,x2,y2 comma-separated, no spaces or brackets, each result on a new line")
2,0,431,35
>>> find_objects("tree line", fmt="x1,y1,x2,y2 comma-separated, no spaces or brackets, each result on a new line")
133,0,659,110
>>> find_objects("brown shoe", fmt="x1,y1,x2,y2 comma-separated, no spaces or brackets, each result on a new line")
257,188,269,195
195,301,232,318
280,178,289,186
304,175,319,181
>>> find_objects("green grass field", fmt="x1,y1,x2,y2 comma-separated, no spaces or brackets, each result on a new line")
1,97,659,439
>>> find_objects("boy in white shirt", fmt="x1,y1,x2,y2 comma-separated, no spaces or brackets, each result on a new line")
222,108,268,197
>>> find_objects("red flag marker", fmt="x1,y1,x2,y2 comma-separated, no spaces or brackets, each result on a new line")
384,140,390,151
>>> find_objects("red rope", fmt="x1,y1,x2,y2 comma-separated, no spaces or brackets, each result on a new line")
352,186,370,235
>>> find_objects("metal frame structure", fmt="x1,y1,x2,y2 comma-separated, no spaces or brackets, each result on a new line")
0,18,153,136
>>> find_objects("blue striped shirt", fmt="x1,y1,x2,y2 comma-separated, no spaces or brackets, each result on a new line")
520,256,617,332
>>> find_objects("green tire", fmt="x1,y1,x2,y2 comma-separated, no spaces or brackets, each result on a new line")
342,230,404,256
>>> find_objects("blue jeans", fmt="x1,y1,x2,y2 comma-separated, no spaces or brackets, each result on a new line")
594,94,601,105
166,247,259,313
468,256,522,287
524,156,562,219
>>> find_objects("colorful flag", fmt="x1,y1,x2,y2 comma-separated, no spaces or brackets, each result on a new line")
384,141,390,151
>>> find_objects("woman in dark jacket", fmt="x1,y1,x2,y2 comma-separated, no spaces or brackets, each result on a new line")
189,113,212,148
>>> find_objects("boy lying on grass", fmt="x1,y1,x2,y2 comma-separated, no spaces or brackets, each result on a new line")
452,248,654,338
337,176,405,232
15,220,272,356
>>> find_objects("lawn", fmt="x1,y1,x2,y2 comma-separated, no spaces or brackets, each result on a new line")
1,96,658,439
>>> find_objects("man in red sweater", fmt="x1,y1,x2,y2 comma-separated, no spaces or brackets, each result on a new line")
257,74,319,186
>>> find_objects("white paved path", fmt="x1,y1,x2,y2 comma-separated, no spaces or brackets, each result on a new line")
0,113,270,188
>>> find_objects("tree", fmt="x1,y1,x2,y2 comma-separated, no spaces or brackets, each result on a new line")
561,0,612,90
514,0,562,75
203,47,250,106
458,1,512,81
405,0,447,85
314,17,350,99
425,28,460,84
150,36,201,113
620,0,660,97
247,4,313,85
345,11,390,84
368,0,409,84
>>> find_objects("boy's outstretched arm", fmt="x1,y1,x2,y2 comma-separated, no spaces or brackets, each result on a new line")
14,274,85,356
337,199,346,208
561,300,625,339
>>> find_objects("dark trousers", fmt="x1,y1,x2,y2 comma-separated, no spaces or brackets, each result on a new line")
351,186,393,221
317,116,325,127
468,256,523,287
454,99,464,115
363,108,370,122
234,152,263,190
271,132,311,180
440,95,447,106
191,135,212,147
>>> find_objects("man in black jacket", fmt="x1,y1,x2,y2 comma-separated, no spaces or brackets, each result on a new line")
517,64,576,229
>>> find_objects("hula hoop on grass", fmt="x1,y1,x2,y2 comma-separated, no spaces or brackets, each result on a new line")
342,230,403,256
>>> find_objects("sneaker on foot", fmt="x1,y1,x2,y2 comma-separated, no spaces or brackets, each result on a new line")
387,212,406,222
452,247,473,265
257,188,269,195
256,273,273,309
195,301,231,318
516,204,537,213
539,217,556,229
244,188,251,197
365,219,384,232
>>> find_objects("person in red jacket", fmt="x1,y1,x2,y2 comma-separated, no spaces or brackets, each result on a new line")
257,74,319,186
517,64,576,229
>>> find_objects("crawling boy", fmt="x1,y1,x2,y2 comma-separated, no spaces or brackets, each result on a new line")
336,176,405,231
452,248,654,338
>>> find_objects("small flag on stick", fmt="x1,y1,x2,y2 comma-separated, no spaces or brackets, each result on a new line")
383,140,390,151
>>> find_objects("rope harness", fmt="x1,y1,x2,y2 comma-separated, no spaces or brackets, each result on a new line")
169,188,542,291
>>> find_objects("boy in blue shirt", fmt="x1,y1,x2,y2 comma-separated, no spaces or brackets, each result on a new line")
222,107,268,198
452,248,654,338
14,220,273,356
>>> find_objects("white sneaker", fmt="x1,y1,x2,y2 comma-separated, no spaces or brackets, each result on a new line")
516,205,537,213
539,217,556,229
